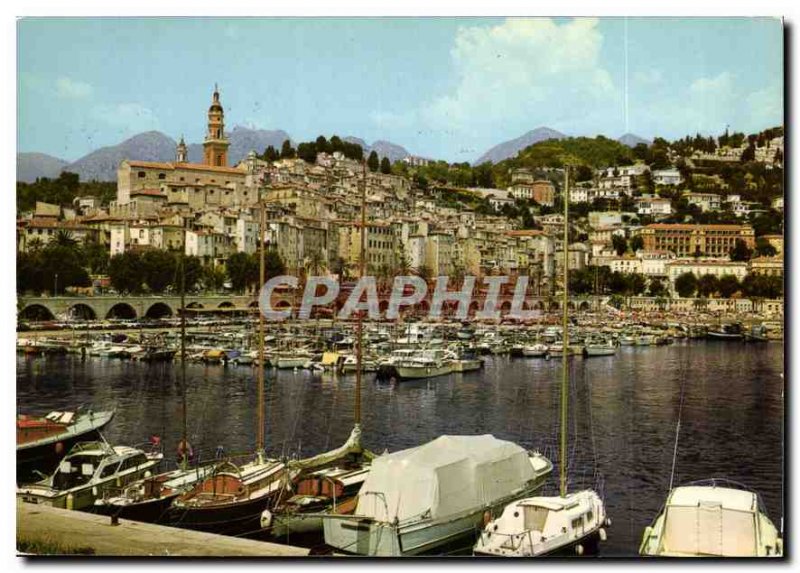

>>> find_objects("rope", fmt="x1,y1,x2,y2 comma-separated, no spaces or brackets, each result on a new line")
668,357,688,492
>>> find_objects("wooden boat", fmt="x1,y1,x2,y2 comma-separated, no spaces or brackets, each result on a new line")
707,323,744,341
17,440,163,510
640,480,782,557
17,408,115,483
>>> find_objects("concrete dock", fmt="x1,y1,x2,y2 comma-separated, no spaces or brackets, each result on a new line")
17,501,309,557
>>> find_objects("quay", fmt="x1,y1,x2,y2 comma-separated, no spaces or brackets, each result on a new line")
17,501,309,557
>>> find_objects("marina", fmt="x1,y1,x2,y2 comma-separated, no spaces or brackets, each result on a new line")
17,337,783,556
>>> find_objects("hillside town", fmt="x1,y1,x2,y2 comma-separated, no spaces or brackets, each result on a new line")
16,87,784,316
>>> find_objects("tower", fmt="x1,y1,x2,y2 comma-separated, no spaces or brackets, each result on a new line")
203,84,230,167
176,135,188,163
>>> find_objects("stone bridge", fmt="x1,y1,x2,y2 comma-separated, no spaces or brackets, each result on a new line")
17,292,606,321
17,295,260,321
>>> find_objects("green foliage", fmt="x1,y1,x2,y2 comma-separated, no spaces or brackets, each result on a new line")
380,156,391,174
648,277,667,297
630,235,644,252
261,145,279,162
717,274,740,298
741,273,782,299
729,239,753,262
674,272,698,298
612,234,628,256
697,274,720,297
203,265,227,292
226,251,258,293
17,244,91,295
568,267,595,295
141,250,177,292
280,140,295,159
108,251,144,294
754,238,777,257
367,151,380,172
17,171,115,213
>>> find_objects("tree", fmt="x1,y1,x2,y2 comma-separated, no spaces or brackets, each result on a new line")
741,144,756,162
265,250,286,280
280,139,295,159
141,250,177,293
380,156,391,174
697,274,720,298
630,235,644,252
226,252,256,293
729,239,752,262
626,273,647,295
367,151,380,173
611,234,628,256
568,268,594,295
183,256,203,292
108,252,144,294
203,265,226,292
718,274,740,298
81,239,110,274
754,238,777,258
649,277,667,297
54,229,77,248
297,142,317,164
262,145,279,162
674,272,698,298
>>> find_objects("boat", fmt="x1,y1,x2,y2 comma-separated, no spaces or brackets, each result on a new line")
744,324,769,343
474,490,609,556
17,408,116,483
93,463,215,523
619,335,636,346
17,440,163,510
640,480,782,557
394,349,456,380
522,343,548,357
474,164,608,558
707,323,744,341
583,338,617,357
318,434,553,556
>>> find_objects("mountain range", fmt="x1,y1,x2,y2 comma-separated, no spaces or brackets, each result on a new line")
18,128,411,183
18,126,651,182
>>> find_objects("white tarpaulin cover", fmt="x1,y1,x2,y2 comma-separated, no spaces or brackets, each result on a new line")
355,435,535,523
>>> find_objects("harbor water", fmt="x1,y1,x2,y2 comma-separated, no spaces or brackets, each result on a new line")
17,341,784,556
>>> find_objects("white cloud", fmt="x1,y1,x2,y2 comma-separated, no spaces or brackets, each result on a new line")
372,18,621,158
55,77,93,100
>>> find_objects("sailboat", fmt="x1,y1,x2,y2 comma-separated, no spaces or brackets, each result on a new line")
165,173,290,537
93,225,216,523
474,165,610,557
259,160,375,541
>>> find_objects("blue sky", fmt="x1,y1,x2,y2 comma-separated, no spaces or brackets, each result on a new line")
18,17,783,162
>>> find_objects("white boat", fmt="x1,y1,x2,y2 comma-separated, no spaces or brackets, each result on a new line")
394,349,456,380
640,481,782,557
274,353,312,369
474,165,608,558
474,490,610,556
636,334,656,346
522,344,548,357
319,434,552,556
584,339,617,357
18,441,163,510
453,357,483,373
619,335,636,346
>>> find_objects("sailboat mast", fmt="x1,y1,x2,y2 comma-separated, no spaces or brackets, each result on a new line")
560,165,570,498
180,220,188,469
355,160,366,427
256,176,267,455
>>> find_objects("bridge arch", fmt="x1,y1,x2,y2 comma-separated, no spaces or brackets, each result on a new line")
145,302,173,319
106,302,137,319
579,301,591,311
185,302,204,310
19,304,55,321
217,301,235,309
69,303,97,320
549,301,560,311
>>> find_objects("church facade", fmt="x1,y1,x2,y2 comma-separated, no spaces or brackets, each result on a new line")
115,87,252,211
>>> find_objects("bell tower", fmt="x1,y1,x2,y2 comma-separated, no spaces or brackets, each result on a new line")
203,84,230,167
176,135,188,163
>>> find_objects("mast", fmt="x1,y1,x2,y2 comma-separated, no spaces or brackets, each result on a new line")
560,165,570,498
179,218,188,469
355,160,366,428
256,174,267,456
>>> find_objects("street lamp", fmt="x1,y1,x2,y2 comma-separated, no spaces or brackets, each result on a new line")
54,273,58,297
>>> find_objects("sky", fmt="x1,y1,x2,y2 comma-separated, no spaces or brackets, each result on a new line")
17,17,783,163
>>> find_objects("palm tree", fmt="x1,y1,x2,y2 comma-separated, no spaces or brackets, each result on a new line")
54,229,77,248
304,250,326,277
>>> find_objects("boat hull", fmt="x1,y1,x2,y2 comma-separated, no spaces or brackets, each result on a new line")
395,364,454,380
93,492,179,523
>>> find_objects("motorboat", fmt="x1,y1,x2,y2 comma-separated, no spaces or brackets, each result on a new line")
317,434,552,556
17,440,163,510
707,323,744,341
17,408,116,483
522,344,548,357
474,490,609,556
640,480,782,557
584,339,617,357
394,349,457,380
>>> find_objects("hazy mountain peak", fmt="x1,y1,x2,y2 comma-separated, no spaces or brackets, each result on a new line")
474,127,567,165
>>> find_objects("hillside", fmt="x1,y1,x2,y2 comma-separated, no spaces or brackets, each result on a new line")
17,153,69,183
474,127,566,165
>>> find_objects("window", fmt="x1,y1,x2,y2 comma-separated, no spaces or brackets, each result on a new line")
99,461,121,479
138,171,146,178
158,173,166,180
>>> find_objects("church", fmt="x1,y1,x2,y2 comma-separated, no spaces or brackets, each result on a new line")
115,86,255,212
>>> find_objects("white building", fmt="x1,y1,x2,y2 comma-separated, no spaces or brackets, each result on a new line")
653,168,683,186
635,195,672,216
683,192,722,212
